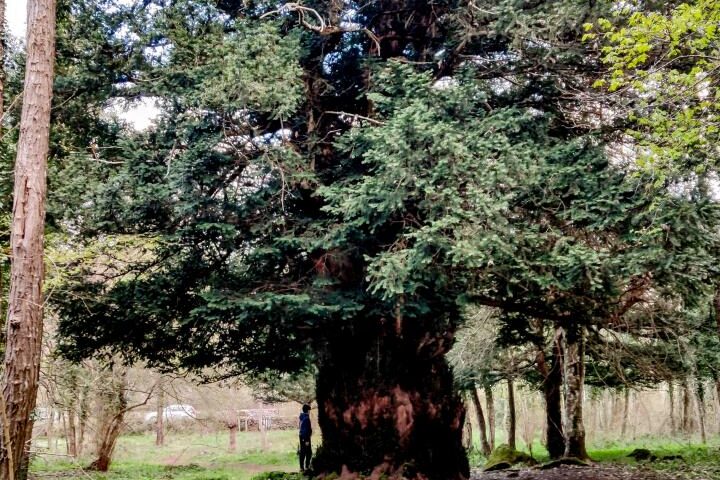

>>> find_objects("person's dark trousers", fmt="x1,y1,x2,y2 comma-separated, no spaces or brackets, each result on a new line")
299,436,312,471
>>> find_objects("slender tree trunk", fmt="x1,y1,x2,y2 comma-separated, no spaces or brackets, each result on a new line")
88,368,127,472
155,376,165,447
312,320,469,479
0,2,56,477
506,377,516,450
694,379,707,443
66,407,77,457
621,387,630,437
228,423,238,452
535,324,565,459
668,382,676,435
46,407,54,453
562,326,589,460
77,381,91,457
66,370,79,457
470,388,491,456
682,379,692,434
486,386,496,450
462,407,472,451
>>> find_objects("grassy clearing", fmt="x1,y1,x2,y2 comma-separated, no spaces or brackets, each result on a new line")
30,430,301,480
30,431,720,479
468,436,720,478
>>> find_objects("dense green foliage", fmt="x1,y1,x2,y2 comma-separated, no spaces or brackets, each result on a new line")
5,0,715,475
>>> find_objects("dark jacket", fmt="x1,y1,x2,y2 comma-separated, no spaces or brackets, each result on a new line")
299,412,312,438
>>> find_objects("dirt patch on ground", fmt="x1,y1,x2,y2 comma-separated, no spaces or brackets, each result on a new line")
472,465,678,480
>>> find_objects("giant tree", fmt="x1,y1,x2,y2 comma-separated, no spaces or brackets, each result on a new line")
49,0,719,476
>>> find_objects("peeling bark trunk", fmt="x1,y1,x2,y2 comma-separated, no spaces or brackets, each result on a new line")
486,387,496,450
562,327,589,460
0,0,56,477
506,377,516,450
470,388,491,456
313,320,469,479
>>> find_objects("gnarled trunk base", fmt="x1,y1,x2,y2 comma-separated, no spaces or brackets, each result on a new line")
313,320,469,480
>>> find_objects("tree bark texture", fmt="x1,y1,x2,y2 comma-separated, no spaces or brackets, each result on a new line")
0,0,56,477
562,327,589,460
505,378,516,451
485,387,495,450
535,325,565,459
470,388,491,457
313,320,469,479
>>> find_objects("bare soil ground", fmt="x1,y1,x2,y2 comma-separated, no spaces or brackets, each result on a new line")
472,465,678,480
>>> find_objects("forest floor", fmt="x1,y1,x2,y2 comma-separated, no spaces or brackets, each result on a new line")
28,432,720,479
472,441,720,480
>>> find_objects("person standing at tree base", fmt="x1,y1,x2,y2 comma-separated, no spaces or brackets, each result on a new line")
298,404,312,472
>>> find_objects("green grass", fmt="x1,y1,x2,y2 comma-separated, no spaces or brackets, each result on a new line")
31,431,720,479
30,430,302,480
468,436,720,478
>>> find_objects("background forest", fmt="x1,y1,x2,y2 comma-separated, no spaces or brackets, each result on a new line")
1,0,720,479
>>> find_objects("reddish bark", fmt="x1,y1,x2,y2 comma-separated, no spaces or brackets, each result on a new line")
313,320,469,479
0,0,56,477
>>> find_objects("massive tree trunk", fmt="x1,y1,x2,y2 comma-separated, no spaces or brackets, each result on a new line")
562,326,589,460
505,377,517,450
0,0,56,478
313,319,469,479
470,388,491,457
535,324,565,459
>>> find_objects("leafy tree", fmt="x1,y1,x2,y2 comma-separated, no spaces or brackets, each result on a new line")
49,0,720,475
590,0,720,176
